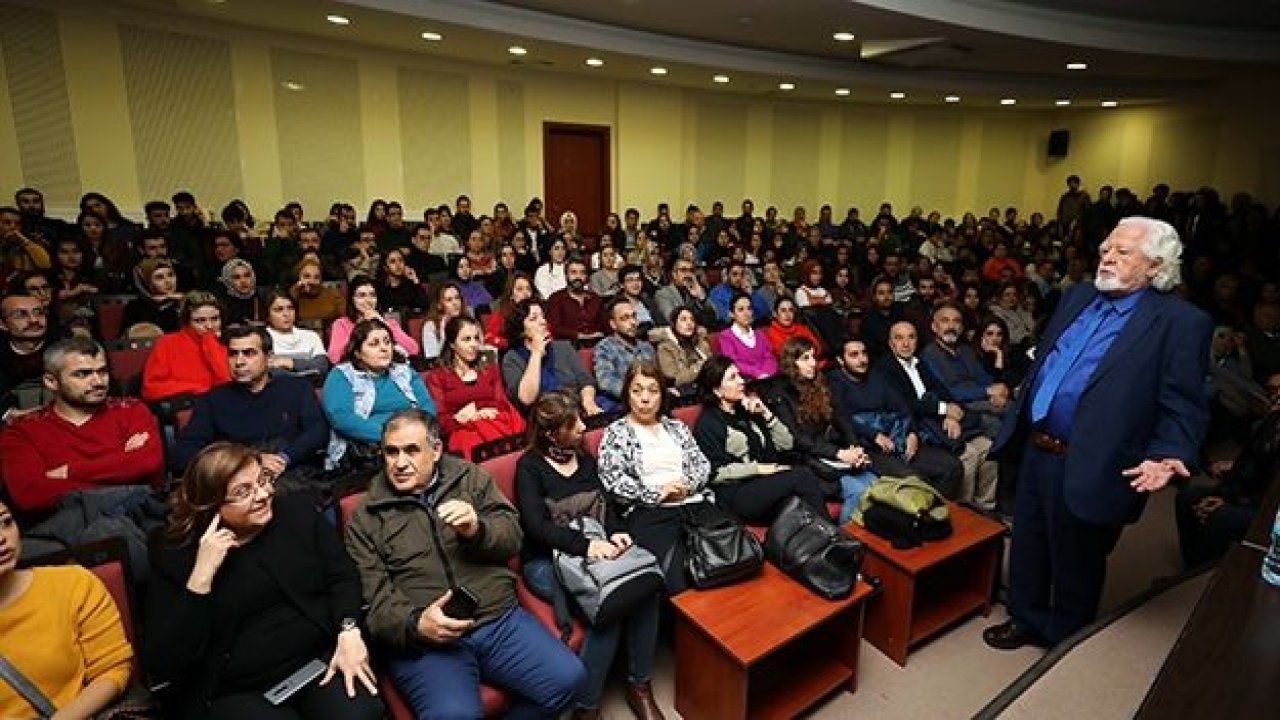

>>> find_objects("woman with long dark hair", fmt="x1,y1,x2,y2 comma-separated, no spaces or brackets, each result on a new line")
654,306,710,396
500,298,602,415
692,356,827,524
145,443,383,720
485,271,539,352
425,315,524,457
325,275,419,363
420,281,468,362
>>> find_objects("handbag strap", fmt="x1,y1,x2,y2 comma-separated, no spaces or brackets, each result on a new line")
0,652,57,718
421,501,460,589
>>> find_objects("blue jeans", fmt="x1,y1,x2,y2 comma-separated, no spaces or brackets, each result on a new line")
523,558,661,710
386,604,585,720
838,471,877,525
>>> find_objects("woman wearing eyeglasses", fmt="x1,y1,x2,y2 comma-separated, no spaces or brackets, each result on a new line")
145,442,384,720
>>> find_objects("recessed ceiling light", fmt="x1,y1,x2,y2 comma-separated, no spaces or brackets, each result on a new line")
833,32,856,42
508,46,528,56
713,74,730,84
650,67,668,75
585,57,604,67
326,14,349,25
281,81,306,92
1000,98,1017,105
835,88,851,96
889,91,906,99
778,82,795,91
1101,100,1118,108
1055,99,1072,106
944,95,961,103
420,31,442,41
1066,62,1088,71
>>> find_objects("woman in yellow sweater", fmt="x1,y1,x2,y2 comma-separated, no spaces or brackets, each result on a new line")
0,501,133,718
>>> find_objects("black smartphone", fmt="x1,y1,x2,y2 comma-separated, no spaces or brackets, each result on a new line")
263,658,327,705
441,585,480,620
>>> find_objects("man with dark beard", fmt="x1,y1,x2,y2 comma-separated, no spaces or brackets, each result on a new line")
546,258,605,342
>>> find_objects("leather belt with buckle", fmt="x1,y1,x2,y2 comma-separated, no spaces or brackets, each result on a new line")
1030,430,1069,455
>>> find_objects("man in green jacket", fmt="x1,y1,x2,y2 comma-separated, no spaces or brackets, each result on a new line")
344,409,584,718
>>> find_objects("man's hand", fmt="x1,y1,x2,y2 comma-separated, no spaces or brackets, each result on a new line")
987,383,1010,409
1124,458,1191,493
438,499,479,538
124,432,150,452
417,591,475,643
260,453,288,476
874,433,896,454
942,417,962,440
904,433,919,461
837,446,869,467
1208,459,1235,480
46,465,68,480
1193,496,1225,523
945,403,965,421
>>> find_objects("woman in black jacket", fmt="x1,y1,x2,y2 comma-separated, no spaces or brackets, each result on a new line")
768,336,878,523
145,442,384,720
691,355,828,524
515,391,664,720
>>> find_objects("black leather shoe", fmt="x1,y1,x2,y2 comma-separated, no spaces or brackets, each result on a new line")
983,620,1047,650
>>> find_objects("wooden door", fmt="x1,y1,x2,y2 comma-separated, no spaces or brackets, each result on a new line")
543,122,610,238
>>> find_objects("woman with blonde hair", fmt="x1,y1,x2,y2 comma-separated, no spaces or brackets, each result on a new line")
145,442,383,720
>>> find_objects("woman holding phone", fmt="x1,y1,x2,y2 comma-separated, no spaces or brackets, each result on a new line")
144,442,384,720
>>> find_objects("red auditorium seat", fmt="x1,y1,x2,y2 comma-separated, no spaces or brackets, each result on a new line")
582,427,604,457
106,345,152,396
672,404,702,429
96,295,131,343
576,346,595,378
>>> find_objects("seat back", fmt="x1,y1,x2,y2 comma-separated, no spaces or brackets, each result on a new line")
582,427,604,457
338,491,367,531
479,451,522,505
24,538,137,646
672,404,702,429
107,345,152,396
96,295,132,342
576,347,595,379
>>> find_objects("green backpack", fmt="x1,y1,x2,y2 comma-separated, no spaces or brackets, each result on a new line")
851,475,951,525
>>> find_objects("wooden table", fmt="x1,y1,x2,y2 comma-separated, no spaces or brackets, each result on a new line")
1137,543,1280,718
671,563,874,720
845,503,1006,666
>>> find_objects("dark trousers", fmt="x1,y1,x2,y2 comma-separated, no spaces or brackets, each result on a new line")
1008,446,1123,644
208,675,384,720
869,445,964,500
714,467,829,524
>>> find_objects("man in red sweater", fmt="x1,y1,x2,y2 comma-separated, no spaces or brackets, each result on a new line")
546,257,605,342
0,336,164,523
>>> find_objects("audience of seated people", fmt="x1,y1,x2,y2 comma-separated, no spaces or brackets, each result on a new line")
516,391,666,720
5,180,1280,715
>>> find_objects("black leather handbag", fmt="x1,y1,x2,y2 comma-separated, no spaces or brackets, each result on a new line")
765,497,865,600
681,503,764,589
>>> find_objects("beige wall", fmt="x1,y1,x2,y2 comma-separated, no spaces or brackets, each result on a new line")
2,2,1277,226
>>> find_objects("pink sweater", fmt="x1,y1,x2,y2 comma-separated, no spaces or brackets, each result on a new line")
326,316,420,363
716,327,778,380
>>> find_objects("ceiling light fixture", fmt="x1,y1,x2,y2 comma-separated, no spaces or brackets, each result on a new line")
889,91,906,99
1055,99,1072,106
1000,98,1017,105
508,46,527,56
420,31,442,41
835,88,851,96
944,95,960,103
1066,62,1088,71
650,67,668,75
1101,100,1118,108
779,82,795,91
713,74,730,84
281,81,306,91
586,57,604,67
326,14,349,25
833,32,856,42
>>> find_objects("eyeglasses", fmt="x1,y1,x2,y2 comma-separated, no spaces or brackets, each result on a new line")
223,470,276,504
3,306,46,320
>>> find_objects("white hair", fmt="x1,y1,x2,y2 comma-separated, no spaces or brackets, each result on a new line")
1116,216,1183,292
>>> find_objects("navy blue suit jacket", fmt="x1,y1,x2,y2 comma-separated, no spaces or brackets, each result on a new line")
993,283,1212,525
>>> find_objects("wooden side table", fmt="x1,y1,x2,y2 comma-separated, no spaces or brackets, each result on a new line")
846,503,1006,666
671,563,874,720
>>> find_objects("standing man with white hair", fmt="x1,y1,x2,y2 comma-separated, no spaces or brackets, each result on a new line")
984,216,1212,650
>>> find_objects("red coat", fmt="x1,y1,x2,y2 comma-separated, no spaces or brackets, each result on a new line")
0,398,164,514
424,363,525,456
142,326,231,402
764,320,825,359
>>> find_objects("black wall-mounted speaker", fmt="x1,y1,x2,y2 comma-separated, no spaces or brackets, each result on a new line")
1048,129,1070,158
